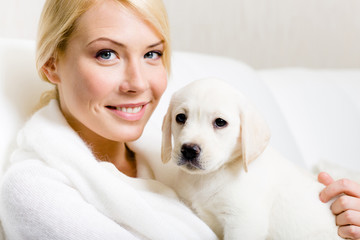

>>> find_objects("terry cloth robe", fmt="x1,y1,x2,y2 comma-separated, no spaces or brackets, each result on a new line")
0,100,217,240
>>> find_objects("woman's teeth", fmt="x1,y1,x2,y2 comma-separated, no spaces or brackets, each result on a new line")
116,106,142,114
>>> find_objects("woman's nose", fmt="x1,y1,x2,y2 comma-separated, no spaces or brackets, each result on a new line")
119,58,149,94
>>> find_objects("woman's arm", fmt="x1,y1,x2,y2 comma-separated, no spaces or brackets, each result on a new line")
318,172,360,240
0,160,139,240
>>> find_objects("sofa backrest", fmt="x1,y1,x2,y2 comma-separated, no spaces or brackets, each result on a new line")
0,38,53,172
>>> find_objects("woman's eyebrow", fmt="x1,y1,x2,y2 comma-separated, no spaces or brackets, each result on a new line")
87,37,125,47
87,38,164,49
148,40,164,48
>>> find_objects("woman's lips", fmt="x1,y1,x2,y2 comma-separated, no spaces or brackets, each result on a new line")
106,103,148,121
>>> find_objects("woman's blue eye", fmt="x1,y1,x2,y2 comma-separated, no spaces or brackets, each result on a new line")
144,51,162,60
96,50,116,60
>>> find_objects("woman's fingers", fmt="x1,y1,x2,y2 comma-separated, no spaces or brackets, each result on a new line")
336,209,360,226
331,195,360,215
318,173,360,239
318,172,334,186
338,225,360,239
319,178,360,203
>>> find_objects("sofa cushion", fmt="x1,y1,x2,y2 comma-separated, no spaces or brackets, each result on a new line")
260,68,360,171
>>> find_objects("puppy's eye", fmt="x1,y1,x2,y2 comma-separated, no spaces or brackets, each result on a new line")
176,113,187,124
214,118,228,128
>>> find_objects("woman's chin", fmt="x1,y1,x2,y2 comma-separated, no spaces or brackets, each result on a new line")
114,126,146,143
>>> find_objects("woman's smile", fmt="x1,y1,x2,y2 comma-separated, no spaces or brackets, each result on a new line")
106,102,148,121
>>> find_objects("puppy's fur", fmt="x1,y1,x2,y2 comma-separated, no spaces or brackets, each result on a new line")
161,78,341,240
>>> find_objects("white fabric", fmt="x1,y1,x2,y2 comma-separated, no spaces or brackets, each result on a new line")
0,100,217,240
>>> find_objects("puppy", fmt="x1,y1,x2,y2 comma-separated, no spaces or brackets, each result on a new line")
161,78,341,240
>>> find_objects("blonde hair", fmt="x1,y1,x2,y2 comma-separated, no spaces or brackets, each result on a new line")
35,0,171,109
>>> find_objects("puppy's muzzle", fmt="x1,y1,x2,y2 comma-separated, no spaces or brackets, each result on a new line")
179,143,203,170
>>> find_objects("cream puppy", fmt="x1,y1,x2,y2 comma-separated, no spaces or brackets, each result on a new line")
161,78,341,240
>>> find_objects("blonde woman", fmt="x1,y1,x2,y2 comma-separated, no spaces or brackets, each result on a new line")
0,0,217,239
0,0,359,239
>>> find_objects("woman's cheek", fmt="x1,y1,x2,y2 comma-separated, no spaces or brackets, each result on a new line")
153,69,168,99
80,65,119,98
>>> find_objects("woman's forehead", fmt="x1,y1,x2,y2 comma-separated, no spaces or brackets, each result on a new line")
72,0,161,47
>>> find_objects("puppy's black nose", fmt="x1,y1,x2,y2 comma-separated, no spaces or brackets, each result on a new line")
181,143,201,160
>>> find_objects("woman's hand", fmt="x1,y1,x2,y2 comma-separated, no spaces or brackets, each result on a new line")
318,172,360,239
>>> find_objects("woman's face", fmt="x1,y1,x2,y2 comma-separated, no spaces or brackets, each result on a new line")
47,0,167,143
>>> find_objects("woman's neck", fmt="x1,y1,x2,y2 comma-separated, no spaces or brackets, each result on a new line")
92,141,137,178
79,130,137,178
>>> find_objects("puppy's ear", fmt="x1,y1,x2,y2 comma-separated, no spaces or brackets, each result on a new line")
239,101,271,172
161,102,173,164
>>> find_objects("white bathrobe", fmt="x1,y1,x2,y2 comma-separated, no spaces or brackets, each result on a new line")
0,100,217,240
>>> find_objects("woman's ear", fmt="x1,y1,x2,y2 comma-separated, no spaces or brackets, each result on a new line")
161,102,173,164
42,57,61,84
239,100,271,172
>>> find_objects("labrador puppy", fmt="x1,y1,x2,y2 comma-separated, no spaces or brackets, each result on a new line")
161,78,341,240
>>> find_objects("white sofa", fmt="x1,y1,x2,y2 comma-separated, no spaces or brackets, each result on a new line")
1,38,359,182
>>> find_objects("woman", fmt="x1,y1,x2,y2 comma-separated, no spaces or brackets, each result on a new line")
0,0,217,239
0,0,358,239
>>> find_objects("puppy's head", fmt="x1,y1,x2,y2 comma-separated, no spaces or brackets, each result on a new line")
161,78,270,174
